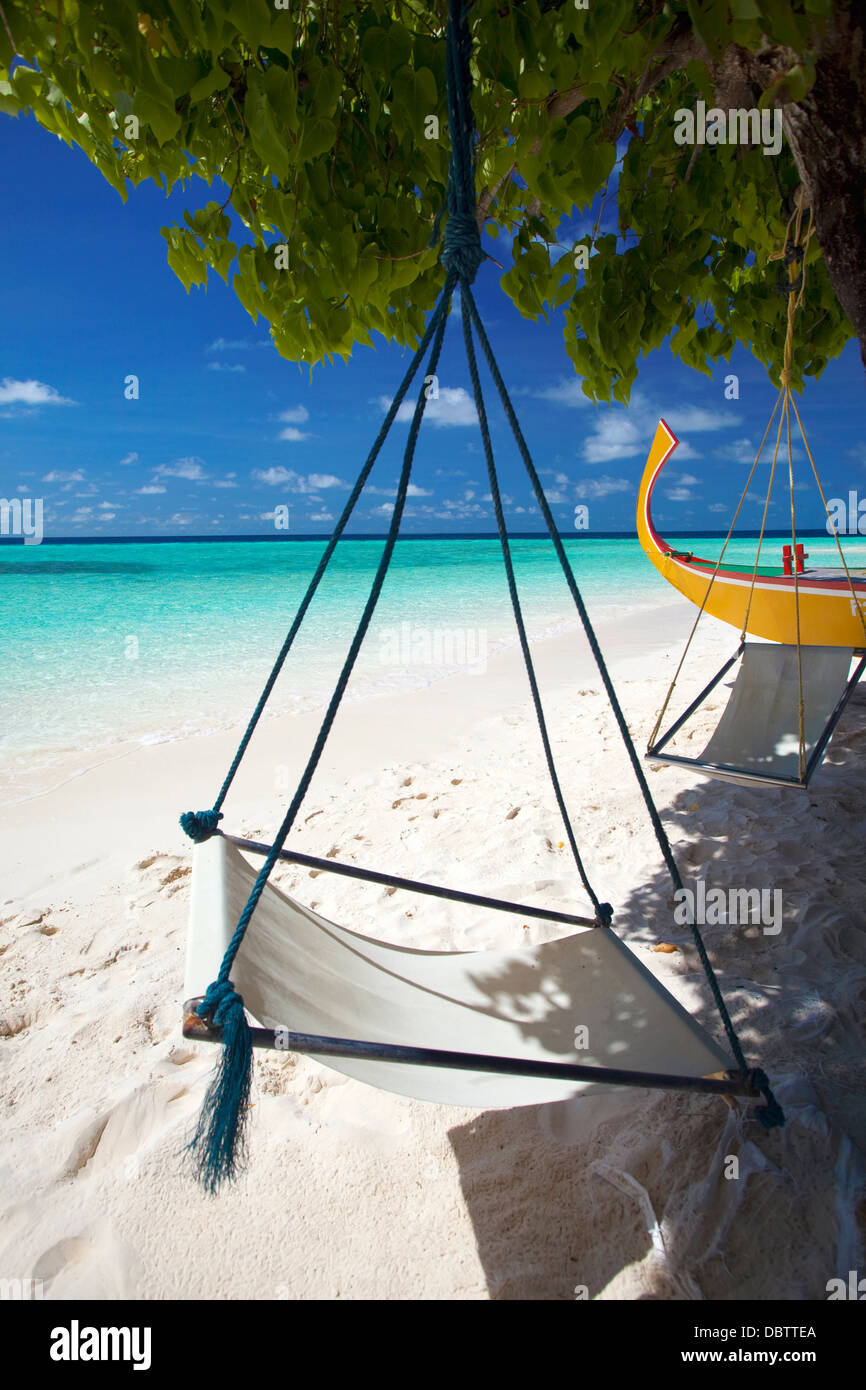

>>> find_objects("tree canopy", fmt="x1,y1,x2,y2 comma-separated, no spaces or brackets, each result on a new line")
2,0,863,402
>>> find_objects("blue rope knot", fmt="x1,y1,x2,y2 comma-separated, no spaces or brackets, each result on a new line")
180,808,223,842
441,211,485,285
751,1067,785,1130
594,902,614,927
197,977,244,1027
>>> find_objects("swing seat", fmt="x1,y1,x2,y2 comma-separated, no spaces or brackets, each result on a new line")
184,835,733,1108
648,643,865,790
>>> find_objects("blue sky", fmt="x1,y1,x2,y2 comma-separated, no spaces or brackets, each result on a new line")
1,107,864,538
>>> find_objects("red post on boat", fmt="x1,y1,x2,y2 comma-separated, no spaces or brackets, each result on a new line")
782,544,809,574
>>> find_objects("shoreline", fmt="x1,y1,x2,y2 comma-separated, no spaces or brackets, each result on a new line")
1,594,864,1300
0,598,698,889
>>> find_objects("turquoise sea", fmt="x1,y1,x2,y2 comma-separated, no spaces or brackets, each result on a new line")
2,533,865,802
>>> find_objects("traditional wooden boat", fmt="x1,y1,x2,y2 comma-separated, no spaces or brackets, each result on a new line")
637,419,866,648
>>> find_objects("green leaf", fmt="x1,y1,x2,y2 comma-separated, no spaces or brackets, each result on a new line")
756,0,812,48
412,66,437,133
0,78,19,116
759,57,816,108
244,69,290,182
133,89,181,146
189,64,232,105
227,0,274,50
360,21,413,80
686,0,731,60
299,117,336,163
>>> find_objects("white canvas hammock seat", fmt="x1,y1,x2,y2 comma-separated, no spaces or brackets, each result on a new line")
177,1,783,1193
647,199,866,791
649,641,866,791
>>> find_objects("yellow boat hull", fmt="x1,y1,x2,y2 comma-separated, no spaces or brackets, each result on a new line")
637,419,866,648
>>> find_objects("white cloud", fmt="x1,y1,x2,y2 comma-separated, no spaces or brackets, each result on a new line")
136,484,166,495
278,426,310,442
534,378,591,407
42,469,85,483
253,467,344,492
98,500,117,509
379,386,478,428
708,502,728,513
213,479,238,488
365,482,432,499
583,415,643,464
310,511,334,522
98,511,117,520
664,487,694,502
207,362,246,373
155,456,209,480
254,467,293,486
279,405,310,424
666,405,739,433
574,475,631,500
581,393,734,466
119,452,139,466
0,378,75,406
731,438,758,464
206,337,268,352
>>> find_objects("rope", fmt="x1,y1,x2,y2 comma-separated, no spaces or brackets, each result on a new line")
652,188,839,783
185,272,459,1192
457,269,609,923
181,280,460,839
429,0,487,285
182,0,782,1189
462,284,757,1087
770,189,866,646
789,391,866,648
784,392,807,780
739,398,784,643
775,197,811,777
648,394,784,751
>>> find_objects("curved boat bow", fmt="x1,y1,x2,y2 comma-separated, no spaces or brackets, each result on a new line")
637,419,866,648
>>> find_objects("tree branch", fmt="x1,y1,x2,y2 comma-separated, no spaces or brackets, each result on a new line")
475,159,517,232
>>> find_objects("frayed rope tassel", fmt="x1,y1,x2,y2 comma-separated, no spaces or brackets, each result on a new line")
185,979,253,1194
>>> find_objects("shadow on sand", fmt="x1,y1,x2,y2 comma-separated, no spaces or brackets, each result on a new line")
446,686,866,1299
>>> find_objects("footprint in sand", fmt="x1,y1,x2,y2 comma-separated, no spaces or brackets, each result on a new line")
134,854,191,897
31,1225,142,1299
59,1080,197,1184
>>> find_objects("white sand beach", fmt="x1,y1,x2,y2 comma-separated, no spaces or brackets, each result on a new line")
1,600,864,1300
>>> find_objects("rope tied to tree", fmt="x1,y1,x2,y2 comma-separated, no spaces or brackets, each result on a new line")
441,210,485,285
429,0,486,285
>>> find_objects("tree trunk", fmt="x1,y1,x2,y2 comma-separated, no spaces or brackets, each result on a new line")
542,9,866,374
780,13,866,372
717,11,866,373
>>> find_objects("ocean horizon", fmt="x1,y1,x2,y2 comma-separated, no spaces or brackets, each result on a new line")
4,532,866,803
